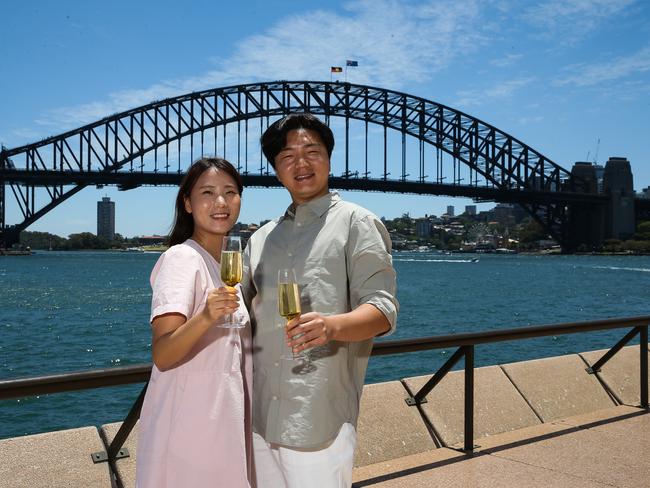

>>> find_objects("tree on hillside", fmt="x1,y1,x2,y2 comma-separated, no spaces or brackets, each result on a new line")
65,232,110,250
634,221,650,241
518,219,548,244
20,231,66,250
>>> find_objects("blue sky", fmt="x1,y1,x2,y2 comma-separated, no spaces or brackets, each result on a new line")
1,0,649,238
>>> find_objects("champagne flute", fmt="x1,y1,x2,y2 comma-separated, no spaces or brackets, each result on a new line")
278,268,306,360
219,235,244,329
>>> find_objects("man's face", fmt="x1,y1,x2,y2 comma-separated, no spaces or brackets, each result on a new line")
274,128,330,205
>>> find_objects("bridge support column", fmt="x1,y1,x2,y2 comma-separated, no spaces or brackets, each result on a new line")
0,179,4,244
0,227,20,249
603,157,635,241
0,152,6,248
567,162,605,251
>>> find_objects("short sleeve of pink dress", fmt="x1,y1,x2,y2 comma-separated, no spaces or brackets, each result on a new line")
136,240,253,488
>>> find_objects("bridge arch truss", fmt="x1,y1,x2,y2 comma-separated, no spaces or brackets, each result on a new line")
1,81,596,247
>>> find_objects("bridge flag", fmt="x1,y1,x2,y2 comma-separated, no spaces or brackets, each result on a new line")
345,60,358,82
330,66,343,82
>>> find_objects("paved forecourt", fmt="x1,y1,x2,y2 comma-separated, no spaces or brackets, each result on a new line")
1,344,648,487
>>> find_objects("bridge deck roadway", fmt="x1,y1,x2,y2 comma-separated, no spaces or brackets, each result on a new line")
0,169,610,204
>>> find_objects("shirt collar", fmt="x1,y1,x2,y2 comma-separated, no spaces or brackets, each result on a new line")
283,191,341,220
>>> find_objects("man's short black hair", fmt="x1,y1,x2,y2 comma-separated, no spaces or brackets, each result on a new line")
260,113,335,168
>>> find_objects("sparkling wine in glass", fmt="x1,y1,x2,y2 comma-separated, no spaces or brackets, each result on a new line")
278,268,306,360
219,235,244,329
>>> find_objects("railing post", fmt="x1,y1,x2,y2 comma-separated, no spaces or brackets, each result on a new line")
92,381,149,464
405,347,465,406
586,327,639,374
109,381,148,459
463,345,474,453
641,325,648,409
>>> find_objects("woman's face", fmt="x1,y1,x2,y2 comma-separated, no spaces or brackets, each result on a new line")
184,167,241,238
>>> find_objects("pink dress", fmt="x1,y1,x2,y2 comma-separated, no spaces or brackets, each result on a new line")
136,239,253,488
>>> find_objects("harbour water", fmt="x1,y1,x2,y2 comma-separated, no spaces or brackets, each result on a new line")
1,250,649,440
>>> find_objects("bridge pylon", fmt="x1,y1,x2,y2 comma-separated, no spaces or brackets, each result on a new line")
603,157,635,241
566,162,606,252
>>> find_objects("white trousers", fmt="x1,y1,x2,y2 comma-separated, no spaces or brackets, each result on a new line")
252,423,357,488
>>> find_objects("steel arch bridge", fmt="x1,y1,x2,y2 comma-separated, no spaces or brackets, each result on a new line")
1,80,607,249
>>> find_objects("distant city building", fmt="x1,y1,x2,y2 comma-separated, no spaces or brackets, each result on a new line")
465,205,477,216
97,197,115,241
477,209,495,222
490,204,527,226
446,205,455,217
641,186,650,199
493,204,515,226
415,218,433,237
447,220,465,236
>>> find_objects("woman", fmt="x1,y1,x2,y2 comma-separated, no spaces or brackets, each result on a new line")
136,157,253,487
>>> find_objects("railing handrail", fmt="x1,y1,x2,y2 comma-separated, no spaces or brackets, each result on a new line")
372,314,650,355
0,364,152,400
2,314,649,401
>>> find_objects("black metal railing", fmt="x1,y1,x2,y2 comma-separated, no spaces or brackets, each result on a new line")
1,315,648,460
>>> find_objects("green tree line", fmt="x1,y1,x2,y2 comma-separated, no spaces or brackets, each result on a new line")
19,231,147,250
18,219,650,253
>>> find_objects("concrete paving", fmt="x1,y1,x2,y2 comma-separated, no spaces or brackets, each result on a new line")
100,421,138,488
580,345,649,406
501,354,617,421
0,426,112,488
355,381,437,467
403,366,542,447
2,344,648,487
352,405,650,488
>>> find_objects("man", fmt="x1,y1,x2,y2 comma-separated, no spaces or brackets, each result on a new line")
242,113,398,488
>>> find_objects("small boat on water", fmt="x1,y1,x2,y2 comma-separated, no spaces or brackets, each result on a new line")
0,248,33,256
120,247,145,253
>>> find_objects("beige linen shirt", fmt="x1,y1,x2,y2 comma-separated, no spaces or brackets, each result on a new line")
242,191,398,448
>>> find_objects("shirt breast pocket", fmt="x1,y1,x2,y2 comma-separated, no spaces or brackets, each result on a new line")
302,254,348,314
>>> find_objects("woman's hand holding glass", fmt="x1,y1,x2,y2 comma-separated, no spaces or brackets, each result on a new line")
200,287,240,324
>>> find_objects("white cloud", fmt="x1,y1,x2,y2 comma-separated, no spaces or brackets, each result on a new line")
524,0,636,42
490,53,523,67
8,128,43,142
517,115,544,125
35,0,491,131
455,77,537,107
555,46,650,87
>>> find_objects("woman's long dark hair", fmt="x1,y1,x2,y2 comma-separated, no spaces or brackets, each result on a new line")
168,157,243,246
